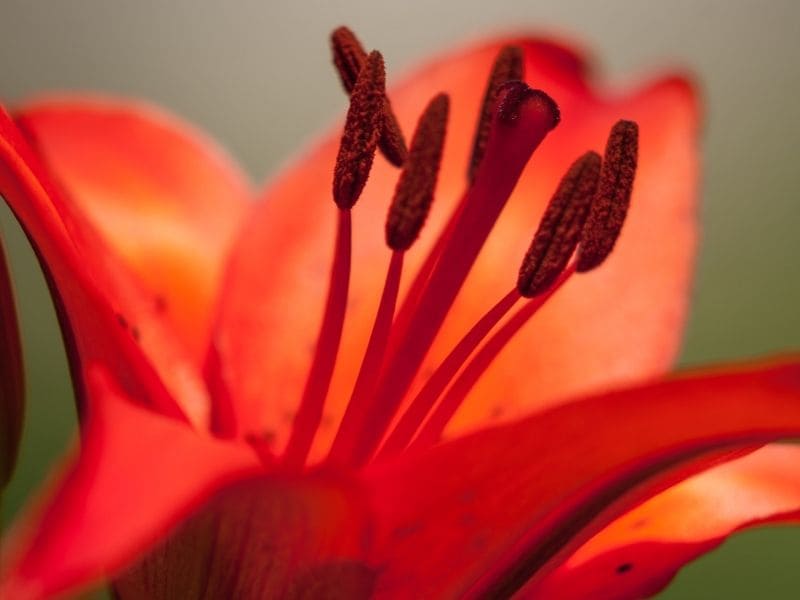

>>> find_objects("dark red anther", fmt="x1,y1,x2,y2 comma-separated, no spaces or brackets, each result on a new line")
386,93,450,251
577,120,639,272
331,26,364,94
468,46,525,182
518,151,601,296
332,50,386,209
331,26,408,166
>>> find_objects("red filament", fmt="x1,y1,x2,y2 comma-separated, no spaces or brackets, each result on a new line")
411,263,577,449
328,250,404,464
379,287,521,458
283,209,352,467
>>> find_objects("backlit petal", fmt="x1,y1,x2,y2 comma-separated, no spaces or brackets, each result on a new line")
210,37,697,456
529,444,800,599
360,357,800,598
14,96,253,362
0,106,207,424
0,368,262,600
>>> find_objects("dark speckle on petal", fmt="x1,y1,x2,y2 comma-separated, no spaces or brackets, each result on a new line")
616,562,633,574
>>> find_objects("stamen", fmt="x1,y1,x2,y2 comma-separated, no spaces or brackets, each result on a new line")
328,251,404,465
468,46,525,182
331,26,408,166
577,120,639,272
411,263,576,449
518,151,601,296
331,26,365,94
380,152,598,455
379,288,520,458
330,96,447,463
386,93,449,251
348,82,560,466
283,209,352,467
333,50,386,209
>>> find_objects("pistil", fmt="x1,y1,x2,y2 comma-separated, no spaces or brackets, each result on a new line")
468,45,524,182
389,45,524,345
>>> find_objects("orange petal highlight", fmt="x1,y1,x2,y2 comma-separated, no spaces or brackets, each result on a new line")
530,444,800,599
0,104,209,425
14,96,253,361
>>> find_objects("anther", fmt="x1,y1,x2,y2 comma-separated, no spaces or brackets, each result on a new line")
468,46,525,182
518,151,601,296
332,50,386,209
331,26,408,166
577,120,639,272
331,26,364,94
386,93,449,251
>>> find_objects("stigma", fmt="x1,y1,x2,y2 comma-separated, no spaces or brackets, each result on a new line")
271,27,639,470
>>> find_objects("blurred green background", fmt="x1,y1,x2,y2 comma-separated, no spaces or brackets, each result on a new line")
1,1,799,597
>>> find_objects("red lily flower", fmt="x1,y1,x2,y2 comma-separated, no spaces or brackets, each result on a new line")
1,27,799,599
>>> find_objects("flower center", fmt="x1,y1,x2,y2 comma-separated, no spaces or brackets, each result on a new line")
278,27,638,470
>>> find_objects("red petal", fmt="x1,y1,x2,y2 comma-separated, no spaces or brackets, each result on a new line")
0,368,262,600
114,475,373,599
529,444,800,599
0,105,206,424
0,237,24,489
14,96,253,362
210,36,698,456
360,357,800,598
